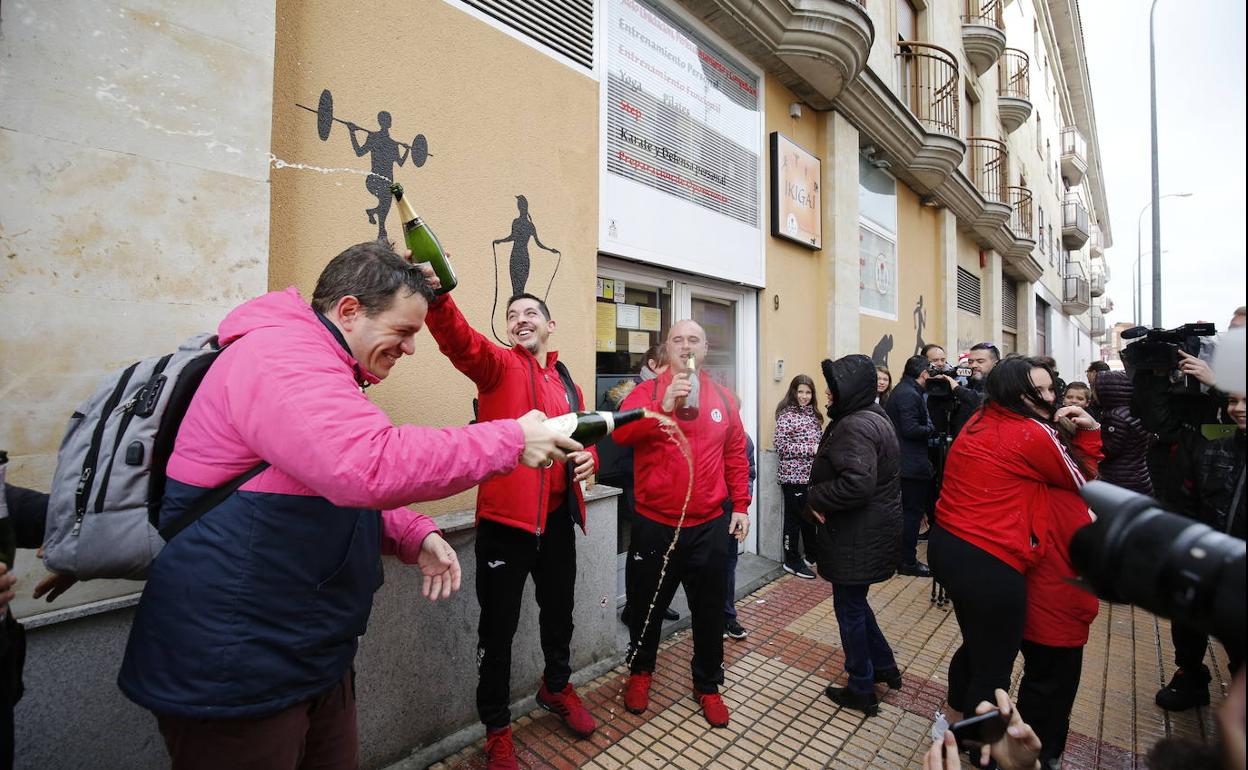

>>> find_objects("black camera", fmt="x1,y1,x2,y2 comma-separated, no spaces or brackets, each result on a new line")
925,366,953,397
1120,322,1216,392
1073,481,1244,651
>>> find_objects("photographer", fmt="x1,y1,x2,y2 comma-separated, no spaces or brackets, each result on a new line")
885,356,936,577
1156,386,1245,711
923,344,981,440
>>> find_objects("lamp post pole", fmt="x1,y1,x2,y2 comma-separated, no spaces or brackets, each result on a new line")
1135,193,1191,326
1149,0,1163,325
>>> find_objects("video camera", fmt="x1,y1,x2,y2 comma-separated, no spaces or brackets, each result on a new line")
1073,481,1244,651
924,365,973,398
1120,322,1217,393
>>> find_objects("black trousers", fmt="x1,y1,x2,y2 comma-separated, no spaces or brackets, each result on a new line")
780,483,818,564
1172,621,1244,674
626,511,729,693
475,505,576,730
929,525,1027,715
1017,641,1083,764
900,478,932,565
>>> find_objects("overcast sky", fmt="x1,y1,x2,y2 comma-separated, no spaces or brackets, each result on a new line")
1080,0,1246,330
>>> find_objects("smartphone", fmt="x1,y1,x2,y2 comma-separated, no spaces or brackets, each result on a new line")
949,708,1008,749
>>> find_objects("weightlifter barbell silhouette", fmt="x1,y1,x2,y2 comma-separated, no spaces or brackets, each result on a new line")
296,89,433,239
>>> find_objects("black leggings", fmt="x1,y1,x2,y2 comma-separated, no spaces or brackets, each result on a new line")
1017,641,1083,764
928,525,1027,715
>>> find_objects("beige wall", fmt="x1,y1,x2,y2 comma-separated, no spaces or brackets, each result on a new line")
860,183,943,376
759,75,827,446
955,230,990,352
269,0,598,516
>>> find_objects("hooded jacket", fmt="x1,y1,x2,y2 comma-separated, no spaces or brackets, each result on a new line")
613,368,750,527
808,355,902,585
424,294,596,534
118,288,525,719
1094,371,1154,495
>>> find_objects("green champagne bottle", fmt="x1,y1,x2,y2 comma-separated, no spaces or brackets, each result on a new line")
543,409,647,448
390,183,457,294
0,451,15,572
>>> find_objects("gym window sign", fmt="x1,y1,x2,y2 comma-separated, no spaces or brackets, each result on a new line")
769,132,821,250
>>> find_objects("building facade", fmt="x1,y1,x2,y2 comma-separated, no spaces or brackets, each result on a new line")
1,0,1112,766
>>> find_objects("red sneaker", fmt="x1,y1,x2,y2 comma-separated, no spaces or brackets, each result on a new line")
536,680,597,737
624,672,652,714
697,692,730,727
484,726,518,770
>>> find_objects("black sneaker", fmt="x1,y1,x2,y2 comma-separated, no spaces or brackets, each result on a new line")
1155,666,1212,711
897,562,932,578
724,619,749,639
873,667,903,690
784,561,817,580
825,685,880,716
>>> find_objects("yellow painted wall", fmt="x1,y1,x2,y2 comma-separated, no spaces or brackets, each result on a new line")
859,183,942,376
270,0,598,515
759,74,827,446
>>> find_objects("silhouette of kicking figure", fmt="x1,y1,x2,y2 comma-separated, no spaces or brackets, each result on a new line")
492,195,560,297
348,111,409,238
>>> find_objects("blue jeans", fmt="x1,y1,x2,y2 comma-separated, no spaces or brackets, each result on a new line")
832,583,896,695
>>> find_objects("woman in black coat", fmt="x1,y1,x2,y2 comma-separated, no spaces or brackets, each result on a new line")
1093,371,1154,495
805,354,903,716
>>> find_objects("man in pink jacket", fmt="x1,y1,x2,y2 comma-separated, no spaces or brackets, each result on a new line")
118,240,579,770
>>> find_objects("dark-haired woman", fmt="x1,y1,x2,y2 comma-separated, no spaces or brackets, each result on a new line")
929,357,1101,739
774,374,823,578
875,366,893,406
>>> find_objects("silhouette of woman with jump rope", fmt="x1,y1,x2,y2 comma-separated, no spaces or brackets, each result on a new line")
489,195,562,343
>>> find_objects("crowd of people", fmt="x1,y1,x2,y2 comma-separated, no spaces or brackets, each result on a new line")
0,236,1243,770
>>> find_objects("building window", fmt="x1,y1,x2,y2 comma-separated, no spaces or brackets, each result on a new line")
1036,297,1051,355
1036,113,1042,156
957,267,982,315
1002,276,1019,329
462,0,594,69
1046,140,1052,178
859,156,898,319
1039,207,1047,255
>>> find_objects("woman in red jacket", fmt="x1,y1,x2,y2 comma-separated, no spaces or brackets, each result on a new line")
929,357,1101,740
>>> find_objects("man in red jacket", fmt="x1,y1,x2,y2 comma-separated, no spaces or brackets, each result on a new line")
424,291,598,768
613,319,751,728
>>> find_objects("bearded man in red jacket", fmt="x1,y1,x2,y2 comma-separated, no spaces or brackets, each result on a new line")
424,291,598,769
613,319,751,728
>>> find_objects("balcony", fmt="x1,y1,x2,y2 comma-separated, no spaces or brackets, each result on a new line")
1063,259,1092,315
896,41,960,137
1008,185,1033,240
1090,265,1106,297
997,48,1032,133
1089,222,1104,258
1060,126,1088,185
967,137,1008,205
961,0,1006,77
1062,196,1090,249
1090,305,1106,339
674,0,873,110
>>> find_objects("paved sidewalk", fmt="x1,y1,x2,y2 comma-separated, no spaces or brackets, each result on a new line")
432,558,1234,769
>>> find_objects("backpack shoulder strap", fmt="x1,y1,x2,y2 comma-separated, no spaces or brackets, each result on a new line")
553,360,581,412
157,461,270,541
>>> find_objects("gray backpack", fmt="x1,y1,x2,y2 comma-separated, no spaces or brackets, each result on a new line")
43,333,266,580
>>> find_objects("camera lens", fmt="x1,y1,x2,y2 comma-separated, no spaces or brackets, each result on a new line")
1074,481,1245,651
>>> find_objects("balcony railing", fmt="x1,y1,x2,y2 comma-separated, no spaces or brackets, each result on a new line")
967,137,1008,204
896,41,960,136
1061,125,1088,185
998,48,1030,101
1008,185,1033,240
1089,222,1104,257
1090,305,1106,338
1090,267,1106,297
1063,259,1091,314
1062,196,1090,249
963,0,1003,28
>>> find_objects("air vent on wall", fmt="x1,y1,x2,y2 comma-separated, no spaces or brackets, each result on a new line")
1002,276,1018,329
461,0,594,69
957,267,982,316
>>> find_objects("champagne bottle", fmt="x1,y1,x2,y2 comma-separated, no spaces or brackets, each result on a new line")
674,353,700,421
391,183,458,294
0,451,15,572
543,409,646,448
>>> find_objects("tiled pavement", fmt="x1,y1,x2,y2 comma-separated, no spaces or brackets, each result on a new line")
431,553,1235,769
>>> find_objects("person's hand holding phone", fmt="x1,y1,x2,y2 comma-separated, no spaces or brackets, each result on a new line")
967,688,1041,770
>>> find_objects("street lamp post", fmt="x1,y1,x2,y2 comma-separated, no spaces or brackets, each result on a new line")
1149,0,1163,326
1135,193,1191,326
